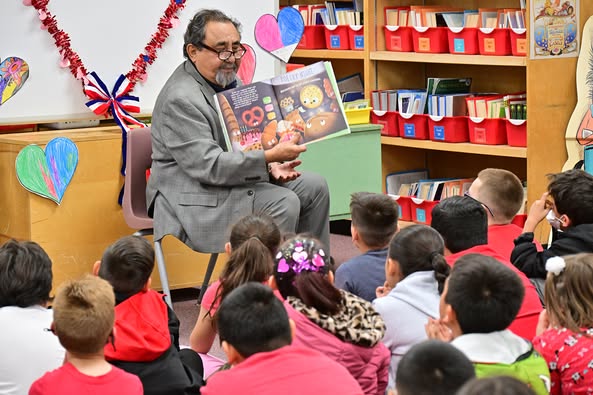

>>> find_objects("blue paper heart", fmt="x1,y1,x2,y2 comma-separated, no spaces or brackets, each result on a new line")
278,7,305,47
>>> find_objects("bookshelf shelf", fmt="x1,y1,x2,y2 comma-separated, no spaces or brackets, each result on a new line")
292,49,365,59
380,136,527,158
370,51,527,67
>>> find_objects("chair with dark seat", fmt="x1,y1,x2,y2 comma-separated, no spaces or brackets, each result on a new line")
121,126,219,308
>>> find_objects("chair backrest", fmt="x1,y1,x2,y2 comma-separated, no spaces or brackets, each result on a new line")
122,126,154,230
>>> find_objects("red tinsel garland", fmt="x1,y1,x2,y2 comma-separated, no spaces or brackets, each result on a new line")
27,0,186,91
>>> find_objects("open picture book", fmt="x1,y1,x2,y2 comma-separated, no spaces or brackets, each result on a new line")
215,61,351,153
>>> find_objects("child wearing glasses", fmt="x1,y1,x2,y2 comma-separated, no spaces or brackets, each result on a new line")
511,169,593,279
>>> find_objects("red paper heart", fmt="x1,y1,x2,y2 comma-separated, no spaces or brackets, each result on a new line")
237,43,256,84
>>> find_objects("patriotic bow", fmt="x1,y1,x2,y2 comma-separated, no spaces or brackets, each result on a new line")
84,72,145,132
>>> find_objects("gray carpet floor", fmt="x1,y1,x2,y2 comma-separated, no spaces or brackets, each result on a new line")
171,231,359,359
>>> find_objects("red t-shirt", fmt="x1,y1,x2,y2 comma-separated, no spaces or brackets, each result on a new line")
533,327,593,395
201,345,364,395
488,223,543,261
200,279,222,315
29,362,143,395
446,245,543,340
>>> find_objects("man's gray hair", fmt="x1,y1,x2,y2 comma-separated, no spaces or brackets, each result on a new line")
183,9,242,58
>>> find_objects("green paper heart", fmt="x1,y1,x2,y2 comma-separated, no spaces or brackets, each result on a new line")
16,145,59,202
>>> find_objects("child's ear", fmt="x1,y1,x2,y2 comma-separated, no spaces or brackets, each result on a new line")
289,318,296,342
142,277,152,292
222,340,244,365
560,214,572,228
268,275,278,290
92,261,101,276
441,304,457,325
225,242,232,255
386,258,399,277
327,270,335,285
351,224,359,242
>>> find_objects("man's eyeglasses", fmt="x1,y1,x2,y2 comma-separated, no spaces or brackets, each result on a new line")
199,42,247,61
464,191,495,218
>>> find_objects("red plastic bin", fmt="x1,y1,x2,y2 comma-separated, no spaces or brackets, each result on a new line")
399,113,429,140
411,198,439,224
506,119,527,147
384,26,414,52
428,115,469,142
297,25,327,49
390,195,413,221
510,28,527,56
324,25,350,50
478,28,511,55
468,117,508,145
447,27,479,55
348,25,364,50
412,27,449,53
372,110,399,137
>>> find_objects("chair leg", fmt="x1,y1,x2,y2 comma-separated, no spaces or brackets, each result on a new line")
197,253,219,305
154,239,173,309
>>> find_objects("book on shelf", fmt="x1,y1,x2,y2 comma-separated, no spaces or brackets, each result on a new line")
215,61,350,153
426,77,472,96
385,169,428,196
440,11,464,28
464,10,479,27
398,89,427,114
428,93,471,117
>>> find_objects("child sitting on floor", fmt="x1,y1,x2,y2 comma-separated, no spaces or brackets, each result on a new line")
29,275,143,395
533,253,593,395
425,254,550,395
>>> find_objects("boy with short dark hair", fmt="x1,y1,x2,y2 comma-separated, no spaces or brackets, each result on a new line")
29,275,143,394
431,196,542,339
395,339,475,395
95,236,204,395
201,282,364,395
426,254,550,395
512,169,593,278
335,192,399,301
468,168,542,259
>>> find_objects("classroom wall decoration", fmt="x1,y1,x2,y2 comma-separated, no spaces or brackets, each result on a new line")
563,15,593,171
0,1,279,124
0,57,29,106
255,7,304,63
530,0,580,58
15,137,78,204
237,43,256,85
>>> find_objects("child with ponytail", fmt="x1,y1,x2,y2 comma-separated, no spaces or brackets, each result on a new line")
372,224,451,389
189,214,281,354
533,253,593,395
271,236,390,395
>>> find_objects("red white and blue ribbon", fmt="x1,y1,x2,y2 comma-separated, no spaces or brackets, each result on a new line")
84,72,145,132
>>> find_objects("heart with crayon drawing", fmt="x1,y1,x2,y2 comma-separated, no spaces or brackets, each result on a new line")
15,137,79,204
255,7,304,63
0,57,30,106
237,43,256,84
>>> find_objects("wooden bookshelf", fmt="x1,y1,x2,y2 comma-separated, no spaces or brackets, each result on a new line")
293,49,366,59
370,51,527,67
381,137,527,158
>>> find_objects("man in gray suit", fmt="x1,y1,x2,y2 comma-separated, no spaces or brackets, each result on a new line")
147,9,330,254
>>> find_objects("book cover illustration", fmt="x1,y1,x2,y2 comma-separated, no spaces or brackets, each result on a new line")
216,61,350,153
530,0,579,58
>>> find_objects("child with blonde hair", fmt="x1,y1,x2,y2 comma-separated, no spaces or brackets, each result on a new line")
533,253,593,394
29,275,142,395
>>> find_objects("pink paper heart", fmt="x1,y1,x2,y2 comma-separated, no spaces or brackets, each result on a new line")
237,43,256,84
22,0,33,6
38,9,47,20
59,57,70,68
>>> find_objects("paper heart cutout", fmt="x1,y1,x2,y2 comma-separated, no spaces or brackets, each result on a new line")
15,137,79,204
0,57,30,106
255,7,304,63
237,43,256,84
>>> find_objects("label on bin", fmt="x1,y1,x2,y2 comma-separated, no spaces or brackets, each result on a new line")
484,38,496,53
354,35,364,49
391,36,402,50
433,125,445,140
454,38,465,53
474,127,487,143
404,123,416,137
416,208,426,223
330,35,341,48
516,38,527,54
418,37,431,51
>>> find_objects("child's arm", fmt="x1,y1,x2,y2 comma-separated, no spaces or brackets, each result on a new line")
189,306,217,354
511,233,550,279
167,303,181,350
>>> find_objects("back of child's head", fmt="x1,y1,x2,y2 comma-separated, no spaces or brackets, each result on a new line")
396,339,475,395
544,253,593,333
98,235,154,296
273,235,341,315
445,254,524,334
457,376,537,395
52,274,115,354
431,196,487,253
217,282,291,359
350,192,399,249
0,239,52,308
212,214,281,312
388,225,450,293
475,168,524,222
547,169,593,226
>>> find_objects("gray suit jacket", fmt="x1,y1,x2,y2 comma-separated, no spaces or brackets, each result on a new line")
147,61,269,253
